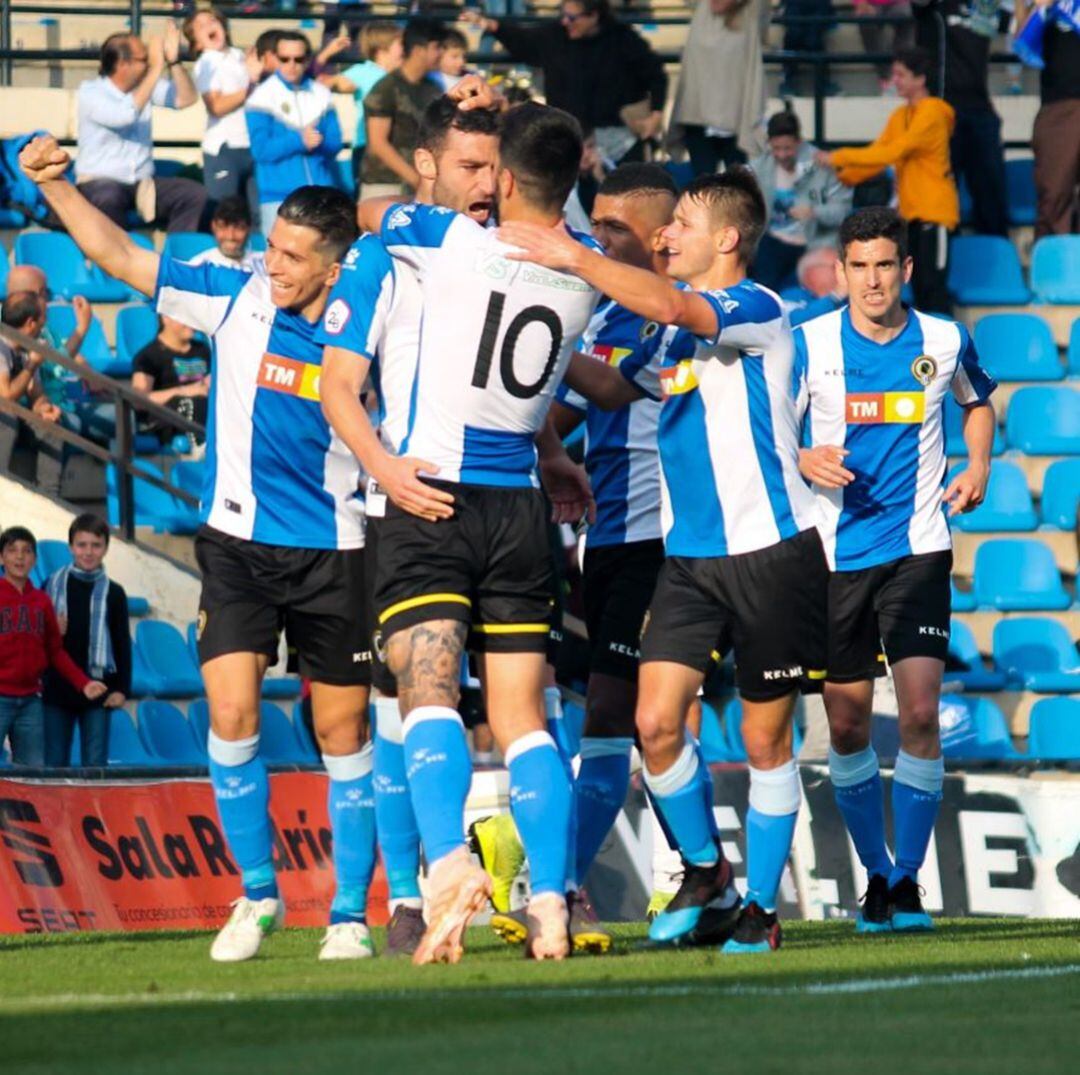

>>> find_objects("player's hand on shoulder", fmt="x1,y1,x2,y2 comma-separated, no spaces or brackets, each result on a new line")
799,445,854,489
19,135,71,184
498,221,582,273
374,454,455,523
943,462,989,516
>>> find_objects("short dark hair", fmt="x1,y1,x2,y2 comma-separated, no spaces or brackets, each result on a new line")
681,168,767,263
598,162,678,200
99,32,137,77
839,206,908,261
212,195,252,227
418,96,502,155
569,0,613,22
69,513,110,546
403,17,446,55
2,291,42,330
499,102,583,213
277,185,359,262
0,526,36,555
275,30,311,58
442,28,468,51
766,110,801,141
255,29,282,58
894,45,932,81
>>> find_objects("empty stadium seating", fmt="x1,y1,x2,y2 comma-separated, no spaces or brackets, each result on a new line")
946,618,1010,691
106,709,159,766
947,236,1030,306
114,304,159,372
106,461,200,535
943,395,1005,456
134,620,204,697
259,702,312,765
1040,459,1080,530
1005,387,1080,455
993,618,1080,693
162,232,216,262
1026,698,1080,760
1068,320,1080,378
973,314,1062,382
940,696,1019,760
972,539,1072,611
15,232,129,303
137,700,207,764
949,460,1037,532
45,302,126,377
1030,236,1080,305
951,580,977,612
1005,158,1037,228
180,622,299,699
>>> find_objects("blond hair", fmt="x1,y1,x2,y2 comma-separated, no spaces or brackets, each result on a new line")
360,21,403,62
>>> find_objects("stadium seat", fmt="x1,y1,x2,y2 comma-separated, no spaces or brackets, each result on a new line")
0,247,8,299
107,461,200,535
153,158,186,178
1005,387,1080,454
663,160,695,190
263,676,302,699
940,696,1019,760
950,579,976,612
723,699,748,762
0,208,26,229
973,313,1062,382
1026,697,1080,760
15,232,130,302
1040,459,1080,530
943,395,1004,456
1005,158,1037,227
106,709,160,766
137,700,208,764
700,700,735,763
134,619,205,697
1031,236,1080,304
993,618,1080,693
249,234,267,253
29,538,71,587
171,459,204,503
946,236,1031,306
259,702,308,764
115,304,159,372
163,232,216,263
334,156,355,195
946,618,1010,691
45,302,126,377
949,460,1037,532
1068,319,1080,378
972,539,1071,611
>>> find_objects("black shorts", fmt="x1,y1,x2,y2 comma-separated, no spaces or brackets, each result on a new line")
827,550,953,683
195,525,372,686
640,527,829,702
582,538,666,681
373,483,553,655
546,518,566,668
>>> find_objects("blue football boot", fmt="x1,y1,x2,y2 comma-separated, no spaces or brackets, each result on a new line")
648,853,740,947
721,901,781,955
856,873,893,934
889,876,933,932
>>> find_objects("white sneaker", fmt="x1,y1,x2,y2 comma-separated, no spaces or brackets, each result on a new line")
210,897,284,963
318,921,375,961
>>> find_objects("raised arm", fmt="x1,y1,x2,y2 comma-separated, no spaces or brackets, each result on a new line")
20,136,159,296
163,23,198,108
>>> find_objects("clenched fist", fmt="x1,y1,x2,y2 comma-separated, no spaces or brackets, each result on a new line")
20,135,70,184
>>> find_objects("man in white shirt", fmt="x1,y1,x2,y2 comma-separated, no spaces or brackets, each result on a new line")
75,26,207,233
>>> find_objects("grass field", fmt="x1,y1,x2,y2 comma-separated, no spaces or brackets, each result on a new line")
3,919,1078,1074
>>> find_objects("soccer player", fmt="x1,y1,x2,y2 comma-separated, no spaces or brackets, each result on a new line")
321,101,599,964
500,168,828,955
792,206,995,931
20,136,383,964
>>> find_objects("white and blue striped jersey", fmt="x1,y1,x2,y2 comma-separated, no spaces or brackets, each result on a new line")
156,250,393,550
792,307,996,571
651,280,820,558
379,203,601,487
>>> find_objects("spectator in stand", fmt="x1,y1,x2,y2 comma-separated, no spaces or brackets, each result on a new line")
43,514,131,767
0,526,107,766
184,8,262,218
779,0,836,98
325,22,404,191
781,244,849,325
749,110,851,290
857,0,916,92
75,26,207,233
361,19,445,198
189,196,258,269
669,0,767,175
1017,0,1080,236
913,0,1008,236
132,315,211,443
434,28,470,92
245,30,343,235
254,30,282,80
465,1,666,166
824,46,957,312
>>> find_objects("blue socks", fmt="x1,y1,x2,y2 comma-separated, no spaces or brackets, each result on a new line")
372,696,422,908
507,730,573,896
890,750,944,887
643,739,719,866
745,761,801,913
208,731,277,901
574,737,633,886
402,706,472,866
545,686,578,891
324,744,377,925
828,745,893,880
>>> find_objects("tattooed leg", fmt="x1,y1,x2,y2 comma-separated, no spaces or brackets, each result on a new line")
386,619,468,718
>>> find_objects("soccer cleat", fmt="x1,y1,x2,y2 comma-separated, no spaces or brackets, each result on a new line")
525,892,570,961
646,889,675,921
210,896,284,963
318,921,374,961
491,907,529,945
856,873,893,934
648,854,741,947
468,814,524,914
889,876,934,932
568,888,613,954
385,905,426,957
412,846,492,966
721,901,782,954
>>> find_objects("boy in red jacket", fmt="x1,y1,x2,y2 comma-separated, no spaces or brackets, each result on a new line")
0,526,107,765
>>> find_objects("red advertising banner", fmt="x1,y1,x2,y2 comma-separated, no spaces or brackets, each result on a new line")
0,773,388,935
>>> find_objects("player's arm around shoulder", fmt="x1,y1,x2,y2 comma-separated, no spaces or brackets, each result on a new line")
563,351,644,412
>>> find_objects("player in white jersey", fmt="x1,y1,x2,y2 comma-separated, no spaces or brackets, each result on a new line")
501,169,829,955
21,137,386,964
321,102,599,963
792,207,996,932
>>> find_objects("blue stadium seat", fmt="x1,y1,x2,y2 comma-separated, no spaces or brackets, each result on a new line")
107,709,160,766
973,539,1071,611
1031,236,1080,304
45,303,126,377
1040,459,1080,530
0,247,8,299
334,156,355,195
951,580,977,612
943,395,1004,456
1005,387,1080,454
138,700,208,764
134,619,205,697
290,702,321,762
662,160,695,190
1026,697,1080,760
941,696,1019,760
153,158,187,178
1005,158,1037,227
1068,319,1080,378
163,232,216,262
259,702,307,764
15,232,130,302
189,698,210,746
723,699,748,762
946,618,1010,691
115,305,160,372
185,621,200,668
949,460,1037,532
973,313,1062,382
29,538,71,587
699,700,735,763
263,676,302,699
946,236,1031,306
993,618,1080,693
249,233,267,253
107,462,200,535
0,208,27,229
170,460,204,505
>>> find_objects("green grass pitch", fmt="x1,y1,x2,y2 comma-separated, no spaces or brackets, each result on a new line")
3,919,1078,1074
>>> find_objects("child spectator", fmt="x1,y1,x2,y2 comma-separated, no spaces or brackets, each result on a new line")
0,526,107,766
434,28,470,92
132,315,211,442
43,514,131,767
